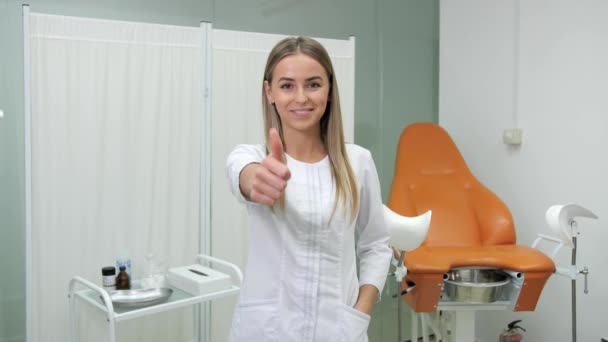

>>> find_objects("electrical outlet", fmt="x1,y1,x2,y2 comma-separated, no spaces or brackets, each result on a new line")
503,128,523,145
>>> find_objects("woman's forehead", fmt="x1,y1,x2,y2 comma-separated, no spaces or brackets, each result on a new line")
272,53,328,80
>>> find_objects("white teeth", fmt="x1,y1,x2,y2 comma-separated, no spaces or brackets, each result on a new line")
292,110,311,115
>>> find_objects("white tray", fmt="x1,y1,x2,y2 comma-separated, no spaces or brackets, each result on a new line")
102,288,174,309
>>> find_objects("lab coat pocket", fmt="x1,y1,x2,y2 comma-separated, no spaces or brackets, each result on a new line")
339,303,370,342
233,299,278,342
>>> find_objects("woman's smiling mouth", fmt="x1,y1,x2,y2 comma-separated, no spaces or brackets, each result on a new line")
290,108,314,118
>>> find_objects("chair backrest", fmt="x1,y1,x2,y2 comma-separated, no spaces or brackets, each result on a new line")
387,122,516,247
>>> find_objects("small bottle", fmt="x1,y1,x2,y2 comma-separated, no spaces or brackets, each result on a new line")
102,266,116,290
115,265,131,290
116,253,132,278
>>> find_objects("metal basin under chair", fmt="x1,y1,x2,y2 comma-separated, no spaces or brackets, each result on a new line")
443,267,511,304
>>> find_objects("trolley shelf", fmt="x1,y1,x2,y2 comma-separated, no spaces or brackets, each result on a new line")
68,254,242,342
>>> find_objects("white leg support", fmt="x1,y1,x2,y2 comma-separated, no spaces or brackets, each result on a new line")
453,311,475,342
421,312,443,341
411,311,419,342
420,313,430,342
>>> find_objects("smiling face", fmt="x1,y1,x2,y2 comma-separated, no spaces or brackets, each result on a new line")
264,53,331,138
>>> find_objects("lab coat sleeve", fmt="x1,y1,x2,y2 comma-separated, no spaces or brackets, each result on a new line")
226,144,266,204
355,149,392,300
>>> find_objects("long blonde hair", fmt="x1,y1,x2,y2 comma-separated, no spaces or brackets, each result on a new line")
262,36,359,222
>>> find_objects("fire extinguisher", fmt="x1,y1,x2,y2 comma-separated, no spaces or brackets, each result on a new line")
499,320,526,342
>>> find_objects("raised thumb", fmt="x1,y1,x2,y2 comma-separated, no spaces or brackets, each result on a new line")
269,128,285,163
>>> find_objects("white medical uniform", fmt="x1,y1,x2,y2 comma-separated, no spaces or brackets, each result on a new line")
226,143,392,342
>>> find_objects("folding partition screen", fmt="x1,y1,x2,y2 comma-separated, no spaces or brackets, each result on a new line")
24,11,205,342
24,9,355,341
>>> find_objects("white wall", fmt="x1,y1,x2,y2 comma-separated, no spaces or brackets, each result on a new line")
440,1,608,341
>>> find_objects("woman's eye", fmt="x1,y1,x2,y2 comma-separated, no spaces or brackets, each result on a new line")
279,83,293,90
308,82,321,88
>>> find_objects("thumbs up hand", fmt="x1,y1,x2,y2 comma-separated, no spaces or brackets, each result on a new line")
247,128,291,206
269,128,286,164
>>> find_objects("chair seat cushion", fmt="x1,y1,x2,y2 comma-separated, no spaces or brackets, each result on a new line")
405,245,555,274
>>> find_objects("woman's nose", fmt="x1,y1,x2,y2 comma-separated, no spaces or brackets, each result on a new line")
294,87,307,103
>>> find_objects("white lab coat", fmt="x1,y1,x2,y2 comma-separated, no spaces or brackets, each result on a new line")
226,144,392,342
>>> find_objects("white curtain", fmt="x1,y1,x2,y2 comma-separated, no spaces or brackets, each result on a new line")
209,29,355,342
29,13,202,342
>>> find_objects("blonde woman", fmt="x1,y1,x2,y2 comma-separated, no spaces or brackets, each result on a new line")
226,36,391,342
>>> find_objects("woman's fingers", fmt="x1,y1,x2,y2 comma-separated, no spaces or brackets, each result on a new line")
249,189,276,206
250,158,290,206
262,156,291,181
248,130,291,206
251,177,284,201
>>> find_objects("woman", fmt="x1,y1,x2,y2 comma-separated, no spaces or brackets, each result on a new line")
226,36,391,342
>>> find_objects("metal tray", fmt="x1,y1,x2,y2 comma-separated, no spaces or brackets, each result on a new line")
443,268,510,303
102,288,173,309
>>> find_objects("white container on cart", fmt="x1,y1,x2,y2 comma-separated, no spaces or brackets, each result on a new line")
166,263,232,296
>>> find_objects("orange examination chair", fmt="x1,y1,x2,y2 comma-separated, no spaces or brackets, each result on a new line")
388,123,556,338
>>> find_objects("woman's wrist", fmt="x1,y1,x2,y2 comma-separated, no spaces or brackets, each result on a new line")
239,163,259,199
353,301,373,316
354,284,379,315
